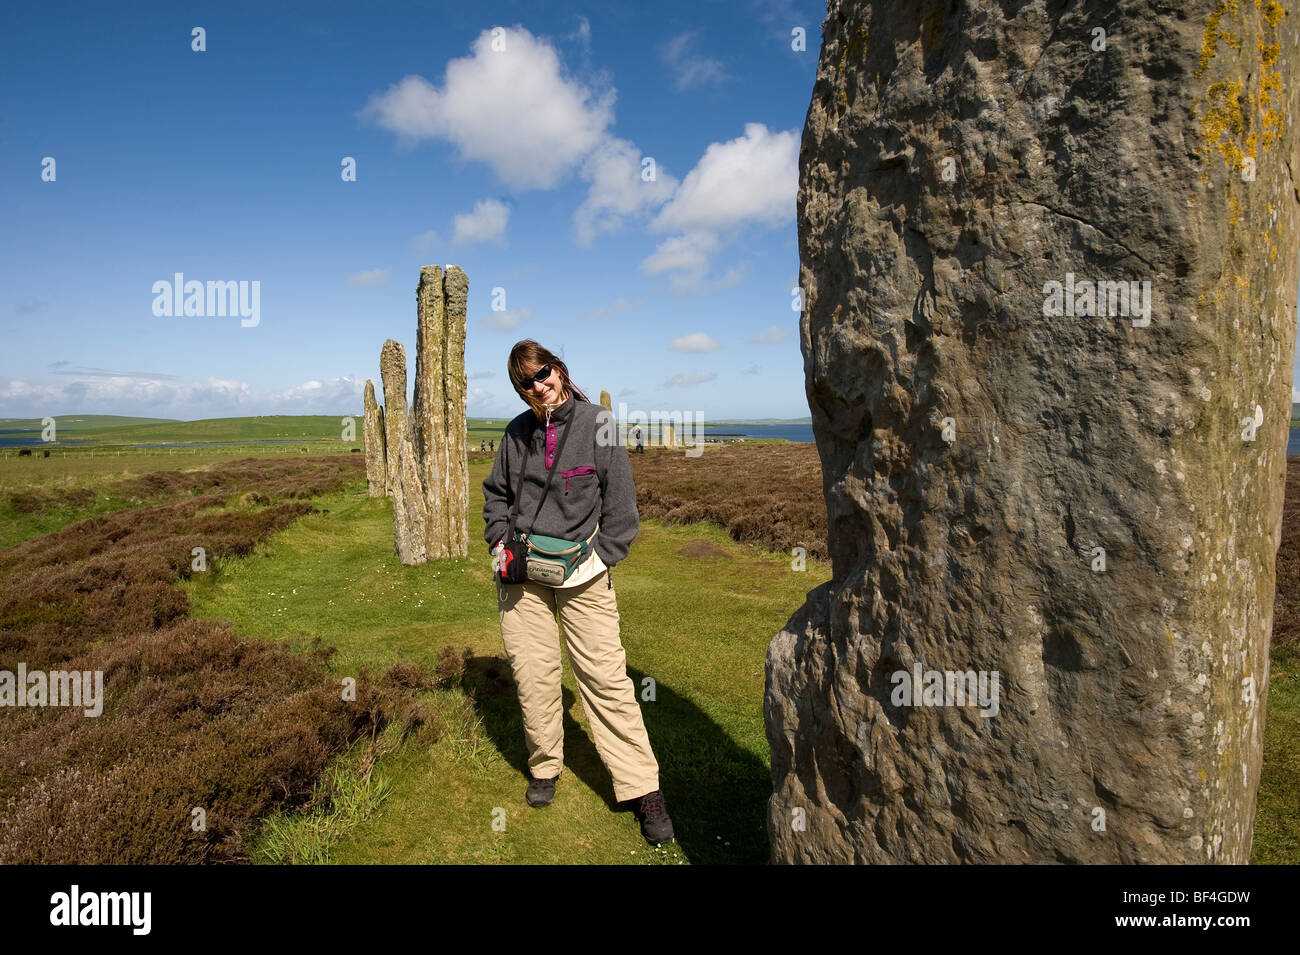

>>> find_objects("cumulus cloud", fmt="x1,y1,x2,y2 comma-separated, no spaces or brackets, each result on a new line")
360,26,615,190
469,370,494,380
482,307,534,331
660,31,730,91
348,268,390,288
574,137,678,245
650,123,797,234
663,371,717,388
641,123,797,293
362,26,675,248
669,332,723,353
453,199,510,245
750,324,789,344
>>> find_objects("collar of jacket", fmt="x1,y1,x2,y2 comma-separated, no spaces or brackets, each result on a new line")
536,392,578,427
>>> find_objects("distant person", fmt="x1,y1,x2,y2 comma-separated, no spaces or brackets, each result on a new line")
489,439,494,453
481,440,486,452
481,339,673,845
633,425,644,454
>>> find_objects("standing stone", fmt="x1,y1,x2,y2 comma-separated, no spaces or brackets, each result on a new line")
766,0,1297,864
663,423,675,449
407,265,470,561
600,390,612,413
363,379,386,497
391,433,427,565
380,340,408,498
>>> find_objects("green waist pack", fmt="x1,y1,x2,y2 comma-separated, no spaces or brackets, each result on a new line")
518,523,599,586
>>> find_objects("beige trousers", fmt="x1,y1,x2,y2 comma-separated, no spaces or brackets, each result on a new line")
497,569,660,802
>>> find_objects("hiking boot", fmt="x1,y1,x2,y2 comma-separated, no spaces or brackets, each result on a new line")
632,789,675,844
526,774,558,807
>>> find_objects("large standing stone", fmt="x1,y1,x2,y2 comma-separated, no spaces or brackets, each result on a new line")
766,0,1297,863
391,433,427,565
600,390,612,413
380,340,408,498
363,379,386,497
407,265,469,562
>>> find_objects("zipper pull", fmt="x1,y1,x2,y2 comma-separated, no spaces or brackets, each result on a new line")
607,568,612,590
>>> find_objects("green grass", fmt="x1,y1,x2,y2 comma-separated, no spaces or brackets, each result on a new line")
182,460,830,864
1254,644,1300,863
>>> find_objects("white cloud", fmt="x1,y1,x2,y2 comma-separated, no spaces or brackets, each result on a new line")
650,123,797,234
663,371,717,388
348,268,391,288
360,27,615,190
482,307,534,330
583,297,644,321
660,31,730,91
469,370,494,380
574,137,678,245
641,123,797,294
411,230,442,253
742,362,761,375
751,324,788,344
0,374,367,419
669,332,723,353
453,199,510,245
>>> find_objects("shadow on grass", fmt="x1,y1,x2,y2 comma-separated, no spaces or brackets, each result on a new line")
463,656,770,864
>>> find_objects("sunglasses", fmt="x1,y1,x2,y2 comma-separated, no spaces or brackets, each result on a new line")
521,363,553,388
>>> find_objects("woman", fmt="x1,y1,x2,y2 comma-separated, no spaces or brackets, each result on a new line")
481,339,674,845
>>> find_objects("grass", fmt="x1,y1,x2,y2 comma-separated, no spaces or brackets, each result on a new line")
183,457,830,864
4,440,1297,864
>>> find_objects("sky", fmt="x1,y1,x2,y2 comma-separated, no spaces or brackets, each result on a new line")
0,0,823,422
4,2,1299,425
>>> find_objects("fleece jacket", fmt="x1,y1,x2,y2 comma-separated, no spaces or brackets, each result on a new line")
482,393,640,568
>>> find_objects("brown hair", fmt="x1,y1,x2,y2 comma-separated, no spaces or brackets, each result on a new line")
507,340,589,421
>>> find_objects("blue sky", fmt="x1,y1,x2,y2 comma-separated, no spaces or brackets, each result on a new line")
0,0,823,422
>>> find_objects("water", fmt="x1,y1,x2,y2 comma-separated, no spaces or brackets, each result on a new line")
1290,429,1300,456
702,424,814,443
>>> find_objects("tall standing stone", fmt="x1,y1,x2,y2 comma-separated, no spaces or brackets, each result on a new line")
363,379,386,497
408,265,469,561
391,433,427,564
379,340,408,498
663,423,675,449
600,390,612,413
766,0,1297,863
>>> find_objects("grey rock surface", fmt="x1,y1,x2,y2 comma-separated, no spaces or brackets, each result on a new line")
379,339,408,499
767,0,1297,863
363,379,386,497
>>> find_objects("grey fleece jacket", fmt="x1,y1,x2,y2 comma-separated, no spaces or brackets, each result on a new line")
482,393,639,567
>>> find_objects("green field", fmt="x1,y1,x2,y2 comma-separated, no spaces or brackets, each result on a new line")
179,458,827,863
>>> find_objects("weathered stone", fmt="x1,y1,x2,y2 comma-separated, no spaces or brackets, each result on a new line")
600,390,612,413
766,0,1298,864
408,265,470,561
663,423,675,448
363,379,386,497
379,339,408,498
390,432,427,565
